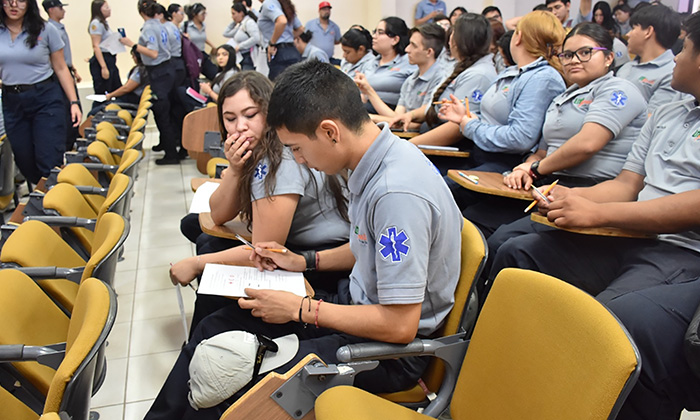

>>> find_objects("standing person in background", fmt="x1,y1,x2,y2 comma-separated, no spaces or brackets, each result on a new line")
305,2,341,65
182,3,217,80
257,0,303,80
158,3,188,159
592,1,629,69
1,0,81,184
88,0,120,108
339,27,373,77
120,0,179,165
43,0,80,151
223,2,260,72
547,0,592,29
294,30,329,63
415,0,447,25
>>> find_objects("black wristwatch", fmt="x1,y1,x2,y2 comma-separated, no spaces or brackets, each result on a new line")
70,100,80,105
299,250,316,272
529,160,542,180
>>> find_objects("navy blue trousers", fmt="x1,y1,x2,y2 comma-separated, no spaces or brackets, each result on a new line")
2,79,66,184
267,44,301,81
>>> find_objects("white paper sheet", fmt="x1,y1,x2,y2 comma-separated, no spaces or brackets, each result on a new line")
188,181,220,214
198,264,306,298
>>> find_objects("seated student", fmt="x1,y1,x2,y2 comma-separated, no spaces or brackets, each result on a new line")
355,23,446,124
434,11,568,194
464,23,646,228
144,60,462,420
486,11,700,417
613,3,632,35
505,0,592,31
339,27,374,77
391,13,496,154
90,46,149,116
199,45,239,103
170,71,350,329
354,17,417,112
617,4,686,115
294,30,329,63
436,25,457,73
592,1,630,69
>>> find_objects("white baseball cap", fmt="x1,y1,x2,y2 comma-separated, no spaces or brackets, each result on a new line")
187,331,299,410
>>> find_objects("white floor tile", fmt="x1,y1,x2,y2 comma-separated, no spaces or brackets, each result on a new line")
115,293,134,325
139,230,191,250
131,287,196,321
113,269,137,295
90,404,124,420
682,410,700,419
125,351,180,402
116,250,139,272
137,244,193,269
91,357,128,407
135,265,178,293
124,399,155,420
129,315,191,357
105,322,131,360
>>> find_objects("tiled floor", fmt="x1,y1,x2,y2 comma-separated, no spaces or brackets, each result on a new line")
90,127,201,420
86,128,700,420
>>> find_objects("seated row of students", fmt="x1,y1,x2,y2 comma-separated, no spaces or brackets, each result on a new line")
149,62,463,420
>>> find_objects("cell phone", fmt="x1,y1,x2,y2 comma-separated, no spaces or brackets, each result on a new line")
117,28,126,37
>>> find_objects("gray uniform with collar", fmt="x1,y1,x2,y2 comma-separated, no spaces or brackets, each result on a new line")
541,72,647,179
397,61,446,110
435,53,497,116
340,52,375,78
251,148,349,248
139,18,171,66
617,49,688,116
0,23,64,84
47,19,72,68
302,43,329,63
348,124,462,336
258,0,302,44
89,19,111,53
360,54,417,107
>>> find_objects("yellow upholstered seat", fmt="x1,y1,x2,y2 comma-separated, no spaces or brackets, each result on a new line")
0,386,39,420
379,218,486,405
56,164,104,213
207,157,229,178
95,129,126,150
316,268,640,420
87,139,120,166
117,109,133,127
104,103,121,111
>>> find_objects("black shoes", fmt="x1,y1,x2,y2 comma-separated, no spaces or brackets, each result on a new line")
155,156,181,165
152,143,164,152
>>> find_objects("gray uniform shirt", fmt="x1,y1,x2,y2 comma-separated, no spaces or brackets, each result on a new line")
436,48,456,74
223,16,261,52
139,18,171,66
258,0,302,44
305,18,341,59
622,97,700,254
617,49,688,116
360,54,417,107
542,72,647,179
128,68,146,97
183,21,207,51
302,43,329,63
251,148,349,248
613,37,630,69
48,19,72,68
348,124,462,336
164,21,182,58
89,19,111,53
435,53,497,117
0,23,64,85
397,61,446,110
212,68,237,95
340,52,374,78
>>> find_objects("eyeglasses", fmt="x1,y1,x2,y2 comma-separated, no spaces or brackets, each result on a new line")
372,28,387,36
2,0,27,7
557,47,608,64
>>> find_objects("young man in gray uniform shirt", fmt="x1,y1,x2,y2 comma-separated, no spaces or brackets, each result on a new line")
617,4,688,116
142,60,463,420
488,11,700,418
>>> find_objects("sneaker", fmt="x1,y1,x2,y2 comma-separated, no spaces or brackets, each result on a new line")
177,148,189,159
155,156,181,165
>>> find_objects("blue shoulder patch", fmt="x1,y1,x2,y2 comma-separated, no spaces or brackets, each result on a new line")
254,163,268,180
610,90,627,107
161,30,168,45
471,89,484,103
378,227,410,263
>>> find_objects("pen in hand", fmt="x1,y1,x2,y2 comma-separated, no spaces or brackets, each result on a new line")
235,234,288,253
523,180,559,213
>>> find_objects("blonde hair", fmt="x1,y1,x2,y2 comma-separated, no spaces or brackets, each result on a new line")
516,11,567,81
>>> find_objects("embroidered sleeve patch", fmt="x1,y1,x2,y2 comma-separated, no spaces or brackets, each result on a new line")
610,91,627,107
254,163,268,180
471,89,484,102
378,227,410,262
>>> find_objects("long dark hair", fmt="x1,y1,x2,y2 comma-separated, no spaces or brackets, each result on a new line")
217,71,348,228
137,0,158,18
232,2,257,23
426,13,491,126
278,0,296,22
0,0,45,48
127,45,150,85
184,2,205,21
565,22,614,56
89,0,109,31
593,1,620,36
211,44,239,86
